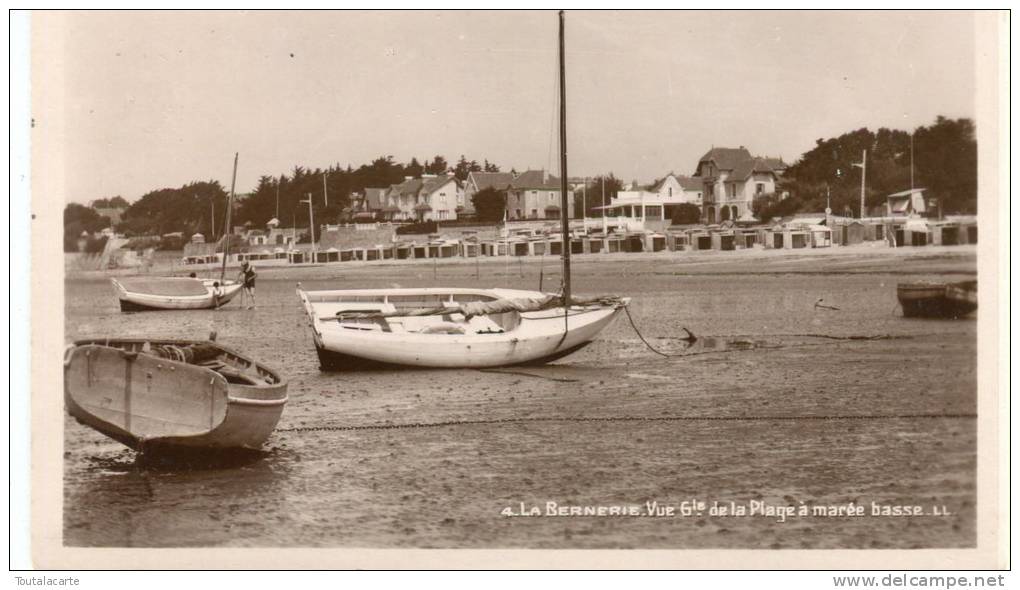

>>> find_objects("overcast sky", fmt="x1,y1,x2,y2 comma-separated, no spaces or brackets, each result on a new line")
53,10,977,203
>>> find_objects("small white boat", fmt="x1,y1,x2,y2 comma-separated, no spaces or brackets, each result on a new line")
64,337,287,453
111,154,246,313
297,13,628,371
112,276,242,311
297,286,628,370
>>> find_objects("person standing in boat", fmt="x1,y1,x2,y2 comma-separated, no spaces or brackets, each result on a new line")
239,261,257,309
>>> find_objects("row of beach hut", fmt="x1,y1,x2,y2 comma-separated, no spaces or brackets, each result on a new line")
181,216,977,266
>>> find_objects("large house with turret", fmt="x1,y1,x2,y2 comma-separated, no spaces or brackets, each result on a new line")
696,147,787,223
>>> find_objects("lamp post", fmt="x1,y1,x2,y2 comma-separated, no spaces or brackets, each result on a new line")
851,149,867,219
300,193,316,262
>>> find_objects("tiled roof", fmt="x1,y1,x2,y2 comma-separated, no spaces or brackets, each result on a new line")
699,147,785,181
648,175,672,192
389,178,423,198
510,170,563,190
887,188,926,197
728,157,779,182
677,175,703,191
468,171,514,191
420,174,458,196
699,147,753,170
649,174,704,192
364,188,387,210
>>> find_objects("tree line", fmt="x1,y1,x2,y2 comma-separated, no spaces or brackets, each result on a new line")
756,116,976,222
65,115,977,249
65,155,503,248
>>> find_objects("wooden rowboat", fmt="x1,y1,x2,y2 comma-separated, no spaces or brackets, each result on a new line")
297,286,628,370
897,280,977,319
112,277,242,311
64,337,287,453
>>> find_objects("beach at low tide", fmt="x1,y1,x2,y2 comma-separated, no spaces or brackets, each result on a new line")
63,244,978,549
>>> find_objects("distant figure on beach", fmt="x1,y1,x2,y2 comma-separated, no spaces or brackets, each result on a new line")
240,261,257,309
212,281,222,309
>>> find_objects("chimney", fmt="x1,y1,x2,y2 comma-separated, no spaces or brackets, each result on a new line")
542,170,549,183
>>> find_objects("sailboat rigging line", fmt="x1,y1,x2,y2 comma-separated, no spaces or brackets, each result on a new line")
276,412,976,434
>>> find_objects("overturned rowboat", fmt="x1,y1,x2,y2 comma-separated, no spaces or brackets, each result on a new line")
112,277,242,311
297,286,628,370
897,280,977,319
64,337,287,453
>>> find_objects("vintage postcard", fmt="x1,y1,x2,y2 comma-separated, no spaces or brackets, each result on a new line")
24,9,1008,569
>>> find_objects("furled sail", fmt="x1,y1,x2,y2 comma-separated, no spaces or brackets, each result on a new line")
337,294,624,321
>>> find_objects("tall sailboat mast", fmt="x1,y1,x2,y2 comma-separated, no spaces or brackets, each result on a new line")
220,152,238,284
558,10,571,306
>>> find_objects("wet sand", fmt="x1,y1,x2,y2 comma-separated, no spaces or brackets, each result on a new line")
63,245,977,548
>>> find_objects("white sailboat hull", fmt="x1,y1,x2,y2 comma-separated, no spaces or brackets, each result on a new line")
113,278,242,311
298,287,627,370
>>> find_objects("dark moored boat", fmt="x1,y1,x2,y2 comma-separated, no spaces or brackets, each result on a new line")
897,280,977,319
64,337,287,454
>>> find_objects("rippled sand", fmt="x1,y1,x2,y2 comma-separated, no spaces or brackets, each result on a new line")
63,246,977,548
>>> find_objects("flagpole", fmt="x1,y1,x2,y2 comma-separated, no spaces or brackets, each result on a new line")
602,176,607,233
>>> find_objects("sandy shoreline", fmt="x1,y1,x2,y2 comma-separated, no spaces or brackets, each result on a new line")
63,246,977,548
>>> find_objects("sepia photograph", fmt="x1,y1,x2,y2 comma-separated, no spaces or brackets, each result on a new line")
22,8,1007,570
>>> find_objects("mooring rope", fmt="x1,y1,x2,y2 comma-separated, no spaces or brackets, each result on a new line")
276,412,976,434
623,306,692,358
478,368,579,382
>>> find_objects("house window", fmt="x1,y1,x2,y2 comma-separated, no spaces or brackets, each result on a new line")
756,183,765,195
668,187,673,198
728,184,736,198
515,209,522,218
531,209,538,218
